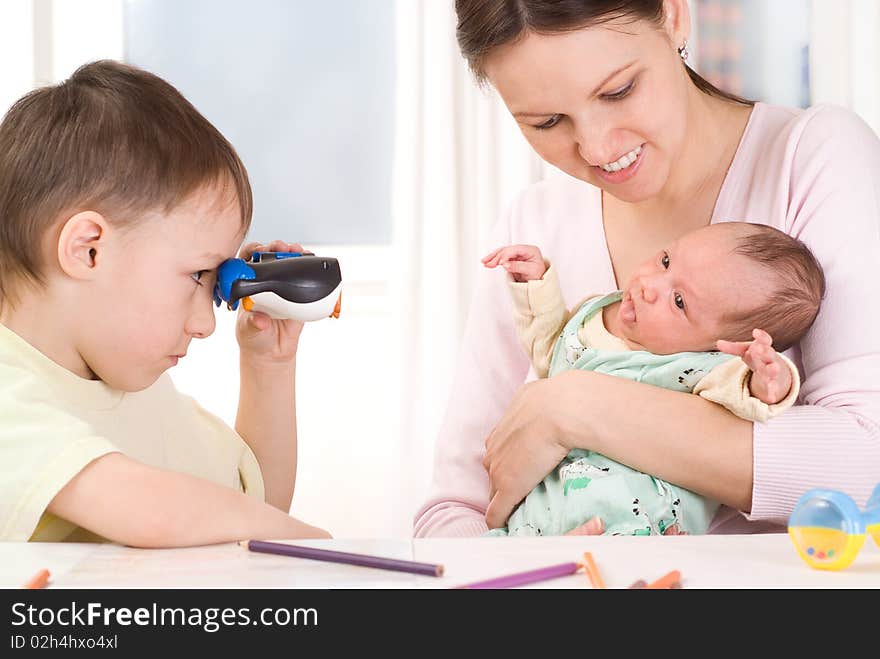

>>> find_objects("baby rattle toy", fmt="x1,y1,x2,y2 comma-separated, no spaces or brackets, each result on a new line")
213,251,342,322
788,483,880,571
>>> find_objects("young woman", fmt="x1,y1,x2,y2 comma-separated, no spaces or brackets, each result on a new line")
414,0,880,537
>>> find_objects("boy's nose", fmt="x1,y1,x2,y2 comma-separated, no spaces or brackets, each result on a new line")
187,299,217,339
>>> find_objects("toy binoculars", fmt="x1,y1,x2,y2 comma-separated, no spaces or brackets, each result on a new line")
788,483,880,571
213,251,342,322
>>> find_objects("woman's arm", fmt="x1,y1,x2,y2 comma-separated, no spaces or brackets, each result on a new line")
747,106,880,521
483,370,753,529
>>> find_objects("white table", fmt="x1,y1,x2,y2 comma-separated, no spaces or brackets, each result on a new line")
3,534,878,589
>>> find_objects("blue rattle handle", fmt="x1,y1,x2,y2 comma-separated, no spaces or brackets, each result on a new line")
788,483,880,571
867,483,880,526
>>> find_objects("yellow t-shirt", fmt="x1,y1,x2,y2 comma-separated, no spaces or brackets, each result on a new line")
0,322,265,542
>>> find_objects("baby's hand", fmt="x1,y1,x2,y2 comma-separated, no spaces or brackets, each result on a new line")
716,329,792,405
481,244,547,282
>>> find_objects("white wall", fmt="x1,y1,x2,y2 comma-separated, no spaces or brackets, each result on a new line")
0,0,34,116
810,0,880,135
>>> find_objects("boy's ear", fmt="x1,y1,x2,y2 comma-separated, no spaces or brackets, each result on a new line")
662,0,691,50
56,211,110,280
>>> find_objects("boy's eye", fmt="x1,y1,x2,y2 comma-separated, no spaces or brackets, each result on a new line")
534,114,562,130
674,293,685,310
191,270,208,285
661,253,670,269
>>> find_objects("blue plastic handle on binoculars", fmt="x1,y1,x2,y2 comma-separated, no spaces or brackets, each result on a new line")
213,251,342,322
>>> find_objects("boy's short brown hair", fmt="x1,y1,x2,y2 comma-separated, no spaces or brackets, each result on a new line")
0,59,252,307
722,223,826,352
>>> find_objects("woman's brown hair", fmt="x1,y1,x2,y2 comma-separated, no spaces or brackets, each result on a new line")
454,0,753,106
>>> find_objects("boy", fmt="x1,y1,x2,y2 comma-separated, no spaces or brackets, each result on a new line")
0,60,329,546
482,221,825,536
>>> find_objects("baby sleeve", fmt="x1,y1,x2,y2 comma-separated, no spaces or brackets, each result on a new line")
692,355,801,423
506,263,571,378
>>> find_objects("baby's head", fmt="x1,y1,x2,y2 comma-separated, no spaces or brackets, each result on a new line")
615,222,825,355
0,60,252,391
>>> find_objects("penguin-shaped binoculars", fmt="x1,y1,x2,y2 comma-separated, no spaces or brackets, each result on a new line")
213,251,342,322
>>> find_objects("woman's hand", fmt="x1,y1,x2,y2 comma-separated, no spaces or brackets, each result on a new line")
484,372,590,529
235,240,309,365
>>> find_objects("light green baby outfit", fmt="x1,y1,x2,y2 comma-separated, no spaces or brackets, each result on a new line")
488,292,735,537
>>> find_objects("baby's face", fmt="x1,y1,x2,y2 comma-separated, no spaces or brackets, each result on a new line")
614,224,769,354
79,184,246,391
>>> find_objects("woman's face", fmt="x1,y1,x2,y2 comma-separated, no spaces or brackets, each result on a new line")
483,20,691,203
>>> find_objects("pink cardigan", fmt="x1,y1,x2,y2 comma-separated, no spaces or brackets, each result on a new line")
414,102,880,537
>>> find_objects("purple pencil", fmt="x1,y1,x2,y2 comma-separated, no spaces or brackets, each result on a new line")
454,562,581,589
243,540,444,577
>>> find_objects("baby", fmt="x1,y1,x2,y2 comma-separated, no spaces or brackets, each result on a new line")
482,221,825,536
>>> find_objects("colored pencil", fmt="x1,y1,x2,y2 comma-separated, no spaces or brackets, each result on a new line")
627,579,648,589
23,568,50,589
242,540,444,577
645,570,682,589
454,562,581,589
582,552,606,589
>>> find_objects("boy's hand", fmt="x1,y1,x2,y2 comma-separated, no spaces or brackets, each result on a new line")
482,244,547,282
235,239,310,364
716,328,792,405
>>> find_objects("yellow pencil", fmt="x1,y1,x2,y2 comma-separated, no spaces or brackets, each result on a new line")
581,552,606,589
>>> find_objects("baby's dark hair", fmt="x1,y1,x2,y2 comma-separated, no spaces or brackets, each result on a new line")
721,223,825,352
0,59,252,308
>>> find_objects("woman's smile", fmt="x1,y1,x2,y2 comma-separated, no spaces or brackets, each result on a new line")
593,142,646,184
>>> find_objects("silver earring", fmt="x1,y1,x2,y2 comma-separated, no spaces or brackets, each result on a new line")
678,39,690,61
